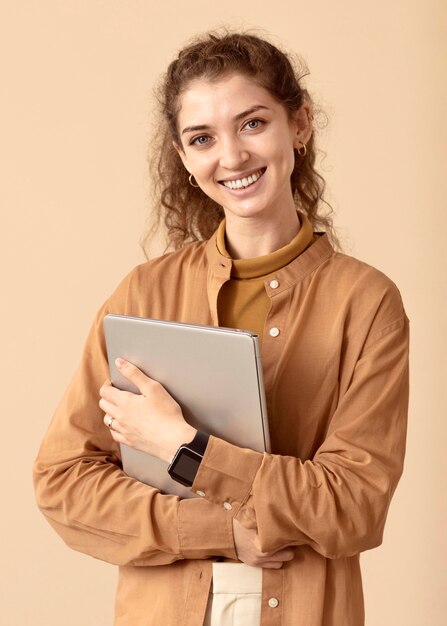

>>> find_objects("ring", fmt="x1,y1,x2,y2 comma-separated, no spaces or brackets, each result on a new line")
106,416,115,430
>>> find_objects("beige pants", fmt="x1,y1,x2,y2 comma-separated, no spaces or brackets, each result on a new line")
203,562,262,626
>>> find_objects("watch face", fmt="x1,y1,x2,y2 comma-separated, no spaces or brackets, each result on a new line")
168,447,202,487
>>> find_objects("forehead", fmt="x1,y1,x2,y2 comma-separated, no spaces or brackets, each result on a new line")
177,73,281,127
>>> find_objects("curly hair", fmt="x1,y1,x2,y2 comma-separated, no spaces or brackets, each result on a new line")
143,30,337,254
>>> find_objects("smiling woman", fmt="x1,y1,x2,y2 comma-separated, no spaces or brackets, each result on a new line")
146,31,337,253
173,73,312,257
33,30,409,626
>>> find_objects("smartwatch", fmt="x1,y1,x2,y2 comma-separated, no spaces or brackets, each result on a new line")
167,430,210,487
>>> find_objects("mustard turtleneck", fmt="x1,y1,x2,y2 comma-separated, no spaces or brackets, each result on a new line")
216,213,315,340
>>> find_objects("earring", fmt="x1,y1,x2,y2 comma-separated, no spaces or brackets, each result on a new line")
297,142,307,157
189,174,200,188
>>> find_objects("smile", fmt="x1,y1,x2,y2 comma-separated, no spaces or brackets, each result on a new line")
219,168,266,190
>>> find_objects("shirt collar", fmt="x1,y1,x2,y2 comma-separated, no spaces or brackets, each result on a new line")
206,216,334,290
215,212,315,279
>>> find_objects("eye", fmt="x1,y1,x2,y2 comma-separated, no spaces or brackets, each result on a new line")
190,135,210,146
243,119,263,130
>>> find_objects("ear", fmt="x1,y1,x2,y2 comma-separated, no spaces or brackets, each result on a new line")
292,101,314,150
173,141,191,173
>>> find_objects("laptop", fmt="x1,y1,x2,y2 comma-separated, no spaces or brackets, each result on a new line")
103,314,270,498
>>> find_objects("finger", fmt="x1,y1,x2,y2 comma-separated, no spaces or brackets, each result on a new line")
262,548,295,562
247,554,289,568
250,549,294,568
256,549,295,568
99,380,136,405
99,398,122,420
99,380,118,400
115,358,151,391
109,428,129,446
103,413,120,431
261,561,286,570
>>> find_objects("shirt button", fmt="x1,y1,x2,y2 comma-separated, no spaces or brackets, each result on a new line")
269,327,280,337
268,597,279,608
196,490,206,497
269,279,279,289
223,502,233,511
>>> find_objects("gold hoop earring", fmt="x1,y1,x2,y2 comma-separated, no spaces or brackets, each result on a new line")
189,174,200,188
298,142,307,157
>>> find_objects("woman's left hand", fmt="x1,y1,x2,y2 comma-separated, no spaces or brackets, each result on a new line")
99,358,197,463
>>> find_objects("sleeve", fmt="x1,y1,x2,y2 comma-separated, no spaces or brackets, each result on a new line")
33,277,237,567
191,312,410,560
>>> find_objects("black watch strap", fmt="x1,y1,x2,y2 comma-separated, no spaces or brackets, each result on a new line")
187,430,210,456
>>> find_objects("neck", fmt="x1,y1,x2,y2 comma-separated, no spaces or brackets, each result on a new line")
224,209,301,259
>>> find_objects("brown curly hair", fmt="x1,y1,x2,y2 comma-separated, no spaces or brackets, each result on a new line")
143,30,337,254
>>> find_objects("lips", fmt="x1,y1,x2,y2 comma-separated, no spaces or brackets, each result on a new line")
219,168,266,190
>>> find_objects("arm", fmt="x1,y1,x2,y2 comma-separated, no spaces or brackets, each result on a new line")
95,287,409,562
193,315,410,559
33,301,237,567
99,358,296,568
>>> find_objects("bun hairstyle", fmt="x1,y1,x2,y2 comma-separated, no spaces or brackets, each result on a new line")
144,30,336,253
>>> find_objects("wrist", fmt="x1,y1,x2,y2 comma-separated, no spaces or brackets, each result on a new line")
165,425,197,464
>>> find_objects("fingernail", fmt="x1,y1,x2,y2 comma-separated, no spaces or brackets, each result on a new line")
115,357,126,368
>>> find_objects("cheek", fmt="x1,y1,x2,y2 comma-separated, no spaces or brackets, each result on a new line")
184,153,210,177
276,145,297,179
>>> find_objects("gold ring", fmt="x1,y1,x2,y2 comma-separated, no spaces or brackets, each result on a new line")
106,416,115,430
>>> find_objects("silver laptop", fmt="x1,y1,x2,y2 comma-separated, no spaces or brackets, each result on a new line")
103,314,270,498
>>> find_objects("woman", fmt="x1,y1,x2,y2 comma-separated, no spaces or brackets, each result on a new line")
34,31,409,626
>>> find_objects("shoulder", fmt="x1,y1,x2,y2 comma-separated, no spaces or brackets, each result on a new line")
328,252,400,299
130,240,208,281
105,240,208,312
303,235,403,310
315,246,408,350
323,248,406,316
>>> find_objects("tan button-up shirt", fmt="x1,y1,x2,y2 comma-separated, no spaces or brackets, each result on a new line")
34,232,409,626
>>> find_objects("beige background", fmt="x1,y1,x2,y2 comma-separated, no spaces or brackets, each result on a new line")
1,1,446,624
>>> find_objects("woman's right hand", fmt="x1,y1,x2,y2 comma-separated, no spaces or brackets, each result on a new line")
232,518,295,569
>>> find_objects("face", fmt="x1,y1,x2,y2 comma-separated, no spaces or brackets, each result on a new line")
175,73,311,225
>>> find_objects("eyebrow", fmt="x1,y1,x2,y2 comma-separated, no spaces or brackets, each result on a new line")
180,105,270,136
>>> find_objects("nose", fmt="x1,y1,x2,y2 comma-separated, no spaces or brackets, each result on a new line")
218,135,250,170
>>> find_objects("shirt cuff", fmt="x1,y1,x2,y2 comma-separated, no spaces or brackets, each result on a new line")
191,436,263,515
178,496,237,560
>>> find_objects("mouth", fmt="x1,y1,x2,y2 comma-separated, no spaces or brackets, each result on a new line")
218,168,266,190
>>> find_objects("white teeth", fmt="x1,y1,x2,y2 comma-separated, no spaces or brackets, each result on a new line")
222,169,264,190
